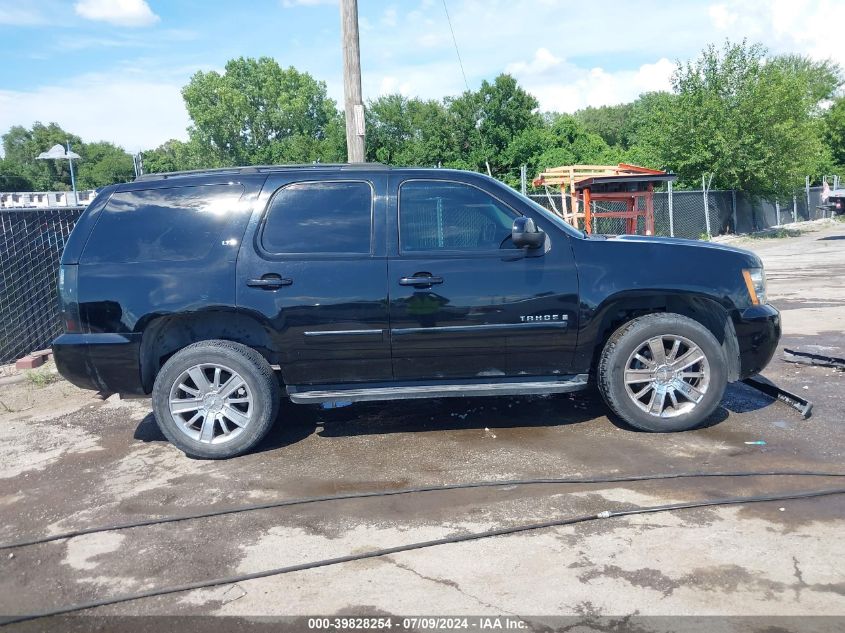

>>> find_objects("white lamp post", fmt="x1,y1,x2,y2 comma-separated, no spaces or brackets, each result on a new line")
36,142,81,206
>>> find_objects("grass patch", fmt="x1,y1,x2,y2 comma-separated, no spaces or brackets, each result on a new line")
749,227,804,240
27,369,59,387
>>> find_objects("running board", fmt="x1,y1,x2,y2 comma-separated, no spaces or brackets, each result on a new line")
287,375,589,404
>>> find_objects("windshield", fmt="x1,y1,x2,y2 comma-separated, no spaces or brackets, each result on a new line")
519,192,585,238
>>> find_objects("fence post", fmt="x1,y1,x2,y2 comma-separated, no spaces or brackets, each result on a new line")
520,164,527,196
731,189,737,233
775,200,781,226
805,176,810,219
702,174,712,238
668,180,674,237
793,194,798,223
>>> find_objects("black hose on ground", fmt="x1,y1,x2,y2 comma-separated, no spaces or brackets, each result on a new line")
3,486,845,626
2,470,844,551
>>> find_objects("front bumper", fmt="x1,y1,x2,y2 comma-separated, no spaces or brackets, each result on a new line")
53,332,146,395
732,304,780,379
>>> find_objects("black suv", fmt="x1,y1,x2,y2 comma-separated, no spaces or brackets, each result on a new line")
54,165,779,458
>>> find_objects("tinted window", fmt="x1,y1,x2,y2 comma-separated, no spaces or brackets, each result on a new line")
262,181,372,254
399,181,517,252
81,185,245,263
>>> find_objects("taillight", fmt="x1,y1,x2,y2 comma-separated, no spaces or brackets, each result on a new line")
58,265,82,333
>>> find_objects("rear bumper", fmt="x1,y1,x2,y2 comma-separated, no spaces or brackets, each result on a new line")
53,333,146,395
732,304,780,379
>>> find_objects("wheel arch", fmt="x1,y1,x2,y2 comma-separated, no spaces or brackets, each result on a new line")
585,291,740,382
139,309,281,393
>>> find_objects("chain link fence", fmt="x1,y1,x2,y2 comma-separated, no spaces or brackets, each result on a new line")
0,207,83,365
528,186,831,239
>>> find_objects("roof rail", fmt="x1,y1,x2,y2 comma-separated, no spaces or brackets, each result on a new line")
134,163,388,182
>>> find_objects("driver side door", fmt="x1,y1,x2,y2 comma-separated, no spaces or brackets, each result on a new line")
388,177,579,380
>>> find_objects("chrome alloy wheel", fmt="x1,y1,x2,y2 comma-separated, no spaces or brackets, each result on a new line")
168,363,253,444
623,335,711,418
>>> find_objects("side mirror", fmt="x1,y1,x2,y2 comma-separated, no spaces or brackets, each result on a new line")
512,217,545,249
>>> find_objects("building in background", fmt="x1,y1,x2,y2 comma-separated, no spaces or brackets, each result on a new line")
0,190,97,209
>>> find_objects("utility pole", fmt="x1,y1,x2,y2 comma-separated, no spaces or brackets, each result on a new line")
340,0,365,163
66,141,79,206
702,173,713,239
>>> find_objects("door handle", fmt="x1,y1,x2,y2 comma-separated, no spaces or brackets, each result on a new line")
399,275,443,287
247,275,292,289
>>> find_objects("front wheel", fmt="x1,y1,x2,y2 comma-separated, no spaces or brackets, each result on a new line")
152,340,280,458
597,313,727,432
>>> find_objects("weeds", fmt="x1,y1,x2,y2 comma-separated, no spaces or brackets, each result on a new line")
750,227,804,239
27,369,58,387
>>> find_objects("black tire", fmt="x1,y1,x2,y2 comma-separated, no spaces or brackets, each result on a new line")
597,313,727,432
152,340,280,459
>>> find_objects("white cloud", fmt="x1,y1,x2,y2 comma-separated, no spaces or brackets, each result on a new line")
505,48,563,76
378,75,412,96
708,3,738,29
503,50,674,112
706,0,845,67
634,58,676,91
356,0,696,110
0,72,189,152
74,0,159,27
359,0,842,113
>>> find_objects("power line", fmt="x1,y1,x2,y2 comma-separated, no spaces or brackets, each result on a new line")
5,483,845,624
442,0,469,92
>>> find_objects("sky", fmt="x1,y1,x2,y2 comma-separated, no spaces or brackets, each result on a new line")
0,0,843,154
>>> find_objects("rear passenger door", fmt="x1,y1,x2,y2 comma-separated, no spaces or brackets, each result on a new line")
237,173,390,386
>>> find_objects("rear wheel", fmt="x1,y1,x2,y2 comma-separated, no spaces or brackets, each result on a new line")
597,313,727,432
152,340,280,458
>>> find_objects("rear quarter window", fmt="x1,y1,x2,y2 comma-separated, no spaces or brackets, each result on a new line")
80,184,246,264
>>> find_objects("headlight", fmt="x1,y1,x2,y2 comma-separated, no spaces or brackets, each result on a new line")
742,268,767,305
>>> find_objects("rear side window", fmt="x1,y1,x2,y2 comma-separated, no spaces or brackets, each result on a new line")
261,181,372,254
81,184,245,264
399,180,517,252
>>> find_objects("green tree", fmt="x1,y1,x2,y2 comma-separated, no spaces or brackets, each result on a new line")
182,56,345,166
574,103,633,148
651,40,840,197
76,142,134,189
365,94,456,166
446,74,542,178
824,96,845,170
141,139,203,174
2,123,84,190
0,158,32,190
365,94,415,164
1,123,135,191
769,54,841,104
618,91,676,169
505,114,620,185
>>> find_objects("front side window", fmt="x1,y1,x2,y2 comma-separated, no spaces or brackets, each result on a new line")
399,181,517,252
262,181,372,254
